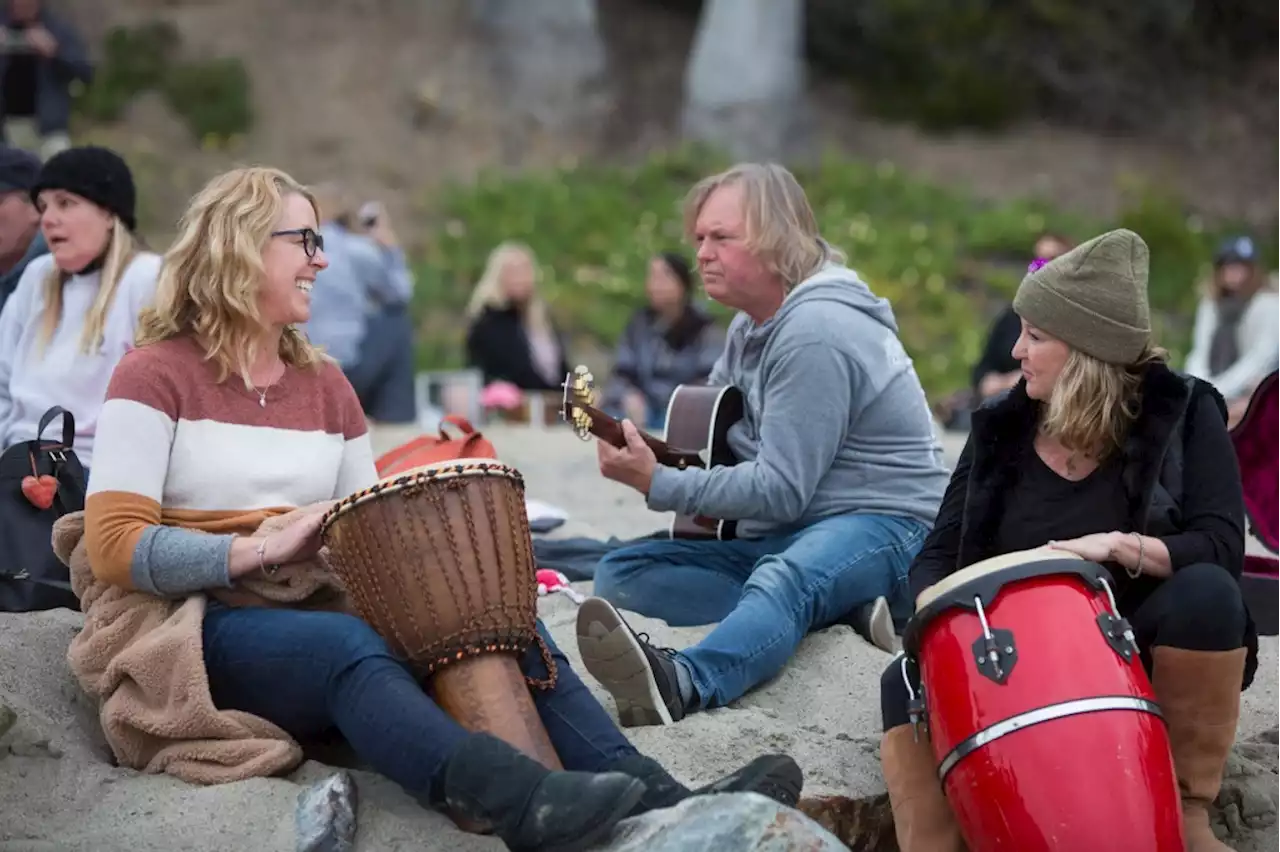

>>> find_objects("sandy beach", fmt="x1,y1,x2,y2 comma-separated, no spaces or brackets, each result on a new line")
0,421,1274,851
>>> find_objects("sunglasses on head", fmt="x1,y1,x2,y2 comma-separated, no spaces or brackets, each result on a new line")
271,227,325,258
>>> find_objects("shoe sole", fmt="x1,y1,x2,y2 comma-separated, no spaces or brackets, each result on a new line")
576,597,675,728
539,778,647,852
867,596,896,653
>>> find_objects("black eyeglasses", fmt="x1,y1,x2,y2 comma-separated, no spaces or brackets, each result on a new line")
271,228,325,258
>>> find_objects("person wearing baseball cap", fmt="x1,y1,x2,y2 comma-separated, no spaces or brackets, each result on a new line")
1184,233,1279,425
0,143,45,309
0,144,160,471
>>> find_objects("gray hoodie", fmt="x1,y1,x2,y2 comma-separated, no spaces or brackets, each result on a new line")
647,262,950,539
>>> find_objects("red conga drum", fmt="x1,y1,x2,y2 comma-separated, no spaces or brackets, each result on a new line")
902,548,1184,851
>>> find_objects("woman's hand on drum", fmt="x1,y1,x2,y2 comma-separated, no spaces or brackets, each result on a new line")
228,510,331,579
1047,532,1123,564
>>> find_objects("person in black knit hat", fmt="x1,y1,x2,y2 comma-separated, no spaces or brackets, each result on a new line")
30,144,138,232
0,144,160,472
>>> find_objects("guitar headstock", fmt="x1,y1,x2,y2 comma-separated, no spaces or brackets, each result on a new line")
561,365,598,440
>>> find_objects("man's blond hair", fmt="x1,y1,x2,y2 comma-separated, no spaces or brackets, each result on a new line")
683,162,843,290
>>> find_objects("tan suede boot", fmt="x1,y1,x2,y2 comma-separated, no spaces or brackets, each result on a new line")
1151,646,1248,852
881,724,967,852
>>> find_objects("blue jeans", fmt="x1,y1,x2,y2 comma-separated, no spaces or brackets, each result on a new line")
593,512,927,708
203,605,638,798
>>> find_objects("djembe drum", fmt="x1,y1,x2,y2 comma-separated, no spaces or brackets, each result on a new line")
901,547,1184,851
319,458,562,773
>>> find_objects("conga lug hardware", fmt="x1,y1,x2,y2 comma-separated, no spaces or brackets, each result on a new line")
900,655,930,741
972,627,1018,684
1096,613,1138,661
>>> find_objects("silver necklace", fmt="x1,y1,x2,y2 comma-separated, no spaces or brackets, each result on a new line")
254,385,268,407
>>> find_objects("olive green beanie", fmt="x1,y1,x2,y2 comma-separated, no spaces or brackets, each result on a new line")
1012,228,1152,365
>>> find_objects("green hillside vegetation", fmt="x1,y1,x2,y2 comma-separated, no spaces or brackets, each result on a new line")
411,145,1277,400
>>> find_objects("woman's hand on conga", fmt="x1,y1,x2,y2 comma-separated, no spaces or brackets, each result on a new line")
1047,532,1122,563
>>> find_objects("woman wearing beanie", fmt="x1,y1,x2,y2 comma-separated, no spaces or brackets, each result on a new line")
0,145,160,471
877,229,1255,852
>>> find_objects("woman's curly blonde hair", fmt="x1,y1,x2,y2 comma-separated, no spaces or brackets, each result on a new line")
135,166,326,386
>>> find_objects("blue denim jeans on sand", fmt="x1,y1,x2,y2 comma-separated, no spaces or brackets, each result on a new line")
592,512,927,709
202,605,638,798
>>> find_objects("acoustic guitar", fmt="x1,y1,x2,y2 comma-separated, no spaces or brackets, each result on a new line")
560,365,745,540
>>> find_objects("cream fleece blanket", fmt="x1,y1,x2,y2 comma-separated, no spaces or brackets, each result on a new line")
51,507,347,785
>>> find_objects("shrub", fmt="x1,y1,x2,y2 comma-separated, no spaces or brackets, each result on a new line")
72,21,252,143
647,0,1274,132
160,57,254,143
73,21,181,122
411,146,1276,401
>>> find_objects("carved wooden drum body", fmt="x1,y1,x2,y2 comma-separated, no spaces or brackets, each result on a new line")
320,458,561,771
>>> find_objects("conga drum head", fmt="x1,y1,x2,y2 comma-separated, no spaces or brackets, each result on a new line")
915,547,1083,611
904,548,1102,658
320,457,524,534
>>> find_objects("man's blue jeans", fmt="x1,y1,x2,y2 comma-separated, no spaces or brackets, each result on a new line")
593,512,928,708
203,605,639,799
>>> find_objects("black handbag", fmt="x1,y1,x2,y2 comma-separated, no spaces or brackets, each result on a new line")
0,406,88,612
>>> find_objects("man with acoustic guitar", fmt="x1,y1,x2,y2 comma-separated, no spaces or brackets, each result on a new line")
576,162,950,726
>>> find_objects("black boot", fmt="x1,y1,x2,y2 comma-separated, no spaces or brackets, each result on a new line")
436,734,646,852
607,752,804,816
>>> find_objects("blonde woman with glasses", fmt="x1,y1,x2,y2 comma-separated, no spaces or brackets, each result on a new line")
83,166,802,852
0,145,159,472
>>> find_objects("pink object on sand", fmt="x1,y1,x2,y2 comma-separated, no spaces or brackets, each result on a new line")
536,569,585,604
480,381,524,410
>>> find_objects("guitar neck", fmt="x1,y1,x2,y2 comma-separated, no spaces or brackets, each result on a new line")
573,403,703,469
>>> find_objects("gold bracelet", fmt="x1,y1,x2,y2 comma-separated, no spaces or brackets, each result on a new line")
1126,532,1144,579
256,537,279,578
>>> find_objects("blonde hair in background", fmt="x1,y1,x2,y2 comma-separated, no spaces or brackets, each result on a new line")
135,166,325,387
465,240,553,338
1040,344,1169,457
37,217,139,354
682,162,845,291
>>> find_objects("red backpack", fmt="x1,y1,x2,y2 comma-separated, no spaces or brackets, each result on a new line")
374,416,498,478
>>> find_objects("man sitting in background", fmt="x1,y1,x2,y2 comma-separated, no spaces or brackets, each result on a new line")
0,143,44,309
0,0,91,160
304,185,417,424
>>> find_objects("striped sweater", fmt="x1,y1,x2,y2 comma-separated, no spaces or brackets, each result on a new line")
84,335,377,596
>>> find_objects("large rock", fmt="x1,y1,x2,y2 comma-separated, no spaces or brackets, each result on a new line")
602,792,846,850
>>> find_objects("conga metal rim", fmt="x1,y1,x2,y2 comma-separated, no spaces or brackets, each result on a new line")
903,557,1114,658
935,695,1164,783
319,458,525,538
